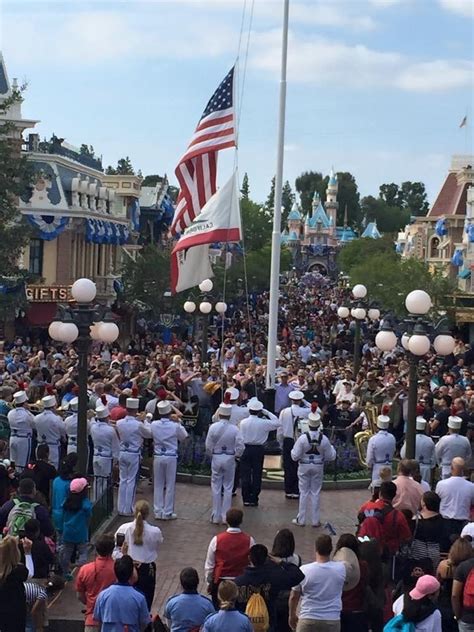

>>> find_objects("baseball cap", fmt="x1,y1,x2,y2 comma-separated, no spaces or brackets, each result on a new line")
70,477,88,494
409,575,440,600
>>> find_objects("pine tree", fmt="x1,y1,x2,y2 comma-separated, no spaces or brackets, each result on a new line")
265,176,275,211
115,156,135,175
281,180,295,224
240,173,250,199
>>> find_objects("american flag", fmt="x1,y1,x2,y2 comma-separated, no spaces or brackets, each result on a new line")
171,66,236,235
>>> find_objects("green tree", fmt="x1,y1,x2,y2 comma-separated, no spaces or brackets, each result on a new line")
400,181,429,217
105,165,117,175
336,172,361,227
79,144,95,158
116,156,135,175
241,198,272,251
281,180,295,225
265,176,275,211
141,174,164,187
337,235,397,275
361,196,410,234
295,171,326,214
240,172,250,200
379,183,402,207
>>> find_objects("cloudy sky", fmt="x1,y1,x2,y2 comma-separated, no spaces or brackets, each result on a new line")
1,0,473,205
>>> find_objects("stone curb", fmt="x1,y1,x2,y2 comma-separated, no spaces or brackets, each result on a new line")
176,472,370,490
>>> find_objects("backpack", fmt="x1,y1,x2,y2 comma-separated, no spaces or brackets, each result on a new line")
463,567,474,610
6,498,39,536
245,591,270,632
383,614,415,631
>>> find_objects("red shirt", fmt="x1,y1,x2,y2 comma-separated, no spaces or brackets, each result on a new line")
214,531,251,582
75,556,116,626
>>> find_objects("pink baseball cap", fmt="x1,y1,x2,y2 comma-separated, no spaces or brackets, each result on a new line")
409,575,440,600
70,477,88,494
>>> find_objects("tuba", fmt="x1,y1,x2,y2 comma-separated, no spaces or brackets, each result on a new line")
354,403,379,467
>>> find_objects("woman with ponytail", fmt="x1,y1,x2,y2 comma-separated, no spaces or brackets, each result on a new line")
120,500,163,609
202,580,253,631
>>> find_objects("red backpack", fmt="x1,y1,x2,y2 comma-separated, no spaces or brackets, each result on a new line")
463,568,474,610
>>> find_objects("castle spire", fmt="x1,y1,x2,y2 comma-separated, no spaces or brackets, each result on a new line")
343,204,348,227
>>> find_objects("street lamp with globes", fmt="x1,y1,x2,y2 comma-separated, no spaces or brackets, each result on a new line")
182,279,227,364
375,289,455,459
48,278,120,474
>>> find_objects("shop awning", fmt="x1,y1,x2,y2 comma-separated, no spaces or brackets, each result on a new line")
26,302,58,326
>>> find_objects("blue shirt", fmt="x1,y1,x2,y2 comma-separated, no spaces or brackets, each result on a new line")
93,584,150,632
51,477,71,532
202,609,253,632
62,498,92,544
164,592,215,632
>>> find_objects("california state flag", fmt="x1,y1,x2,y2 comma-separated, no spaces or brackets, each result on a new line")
170,171,241,293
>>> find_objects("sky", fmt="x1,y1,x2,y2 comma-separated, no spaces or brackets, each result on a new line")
0,0,473,205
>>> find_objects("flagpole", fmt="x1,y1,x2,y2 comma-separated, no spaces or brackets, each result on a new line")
266,0,289,391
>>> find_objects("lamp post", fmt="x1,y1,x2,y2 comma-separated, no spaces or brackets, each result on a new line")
338,284,380,376
375,289,455,459
183,279,227,365
48,278,120,474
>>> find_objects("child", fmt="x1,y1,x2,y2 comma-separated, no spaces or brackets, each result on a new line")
60,477,92,580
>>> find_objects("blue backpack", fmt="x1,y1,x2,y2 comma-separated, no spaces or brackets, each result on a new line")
383,614,416,632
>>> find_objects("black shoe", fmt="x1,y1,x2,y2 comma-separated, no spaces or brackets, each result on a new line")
249,502,258,507
243,502,251,506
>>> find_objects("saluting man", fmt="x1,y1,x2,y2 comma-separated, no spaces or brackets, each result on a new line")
90,405,119,479
435,415,472,479
116,397,152,516
239,398,280,507
65,397,81,455
291,405,336,527
211,388,248,427
277,390,310,499
34,394,66,469
206,402,245,524
151,400,188,521
366,410,396,487
400,416,436,484
8,390,35,471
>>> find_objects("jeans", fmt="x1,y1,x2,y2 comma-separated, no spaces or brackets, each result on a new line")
296,620,340,632
60,541,89,574
458,622,474,632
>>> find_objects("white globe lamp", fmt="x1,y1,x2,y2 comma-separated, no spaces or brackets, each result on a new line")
58,322,79,343
48,321,63,341
215,301,227,314
183,301,196,314
337,306,349,318
405,290,432,315
433,334,455,356
368,308,380,321
90,322,103,340
97,322,119,343
401,332,410,350
408,334,431,356
71,278,97,303
375,330,397,352
352,284,367,299
350,308,357,318
199,301,212,314
199,279,213,293
353,307,366,320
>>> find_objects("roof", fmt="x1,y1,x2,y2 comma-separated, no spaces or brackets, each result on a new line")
361,221,382,239
328,167,337,187
428,172,469,217
336,226,357,242
307,202,330,228
288,202,302,221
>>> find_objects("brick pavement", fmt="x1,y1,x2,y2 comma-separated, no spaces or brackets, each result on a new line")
109,480,369,614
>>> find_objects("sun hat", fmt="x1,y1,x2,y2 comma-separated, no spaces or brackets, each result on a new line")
70,477,88,494
13,391,27,405
409,575,440,600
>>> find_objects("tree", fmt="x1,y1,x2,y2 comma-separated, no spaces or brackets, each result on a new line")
240,173,250,200
336,172,361,227
379,182,402,207
400,181,429,217
337,235,397,275
361,196,410,234
295,171,326,214
240,198,272,251
281,180,295,225
105,165,117,175
79,144,95,158
141,174,164,187
116,156,135,175
349,255,455,317
265,176,275,212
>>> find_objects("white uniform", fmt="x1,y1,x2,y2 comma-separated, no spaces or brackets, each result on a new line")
34,409,66,468
277,404,310,441
435,434,472,479
211,404,248,427
366,430,396,485
205,419,245,523
8,407,35,469
64,412,90,455
291,429,336,526
90,418,120,477
400,434,436,484
116,415,152,515
151,418,188,519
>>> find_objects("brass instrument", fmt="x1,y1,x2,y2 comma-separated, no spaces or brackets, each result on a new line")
354,403,379,467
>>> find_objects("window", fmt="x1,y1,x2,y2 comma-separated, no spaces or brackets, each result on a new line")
430,237,440,258
29,238,43,275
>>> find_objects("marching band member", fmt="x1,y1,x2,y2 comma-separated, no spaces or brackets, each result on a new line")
116,398,152,516
211,388,248,426
34,394,66,469
290,405,336,527
8,390,34,471
151,400,188,521
366,408,396,487
90,405,119,479
277,390,310,499
64,397,80,455
435,415,472,479
400,416,436,484
206,402,244,524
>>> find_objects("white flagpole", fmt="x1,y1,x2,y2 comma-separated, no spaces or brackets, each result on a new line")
266,0,290,390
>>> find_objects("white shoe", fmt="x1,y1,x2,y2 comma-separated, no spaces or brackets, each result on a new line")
163,513,177,520
292,518,305,527
154,512,163,520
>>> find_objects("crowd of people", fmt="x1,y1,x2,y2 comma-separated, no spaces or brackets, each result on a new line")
1,274,474,630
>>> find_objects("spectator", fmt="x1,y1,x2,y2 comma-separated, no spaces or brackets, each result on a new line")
164,567,215,632
60,477,92,580
451,539,474,631
358,540,384,632
0,477,54,538
76,534,117,632
0,535,33,632
51,453,77,537
271,529,302,632
21,444,57,505
288,534,346,632
392,459,424,515
93,555,150,632
121,500,163,609
24,581,48,632
334,534,369,632
410,492,448,573
202,580,253,632
437,537,473,632
392,575,442,631
23,519,54,579
436,457,474,539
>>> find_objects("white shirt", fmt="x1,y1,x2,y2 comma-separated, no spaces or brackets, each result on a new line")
122,519,163,564
392,595,442,631
291,430,337,465
105,394,119,412
292,561,346,621
211,404,248,427
205,420,245,457
239,412,280,445
278,404,310,440
366,431,396,467
435,434,472,467
90,420,120,459
151,418,188,457
204,528,255,582
8,407,35,437
34,410,66,444
116,415,152,452
435,476,474,520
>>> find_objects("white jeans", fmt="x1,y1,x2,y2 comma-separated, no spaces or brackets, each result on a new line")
118,452,140,515
419,463,432,484
153,455,177,517
210,454,236,522
297,463,324,526
9,436,31,469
